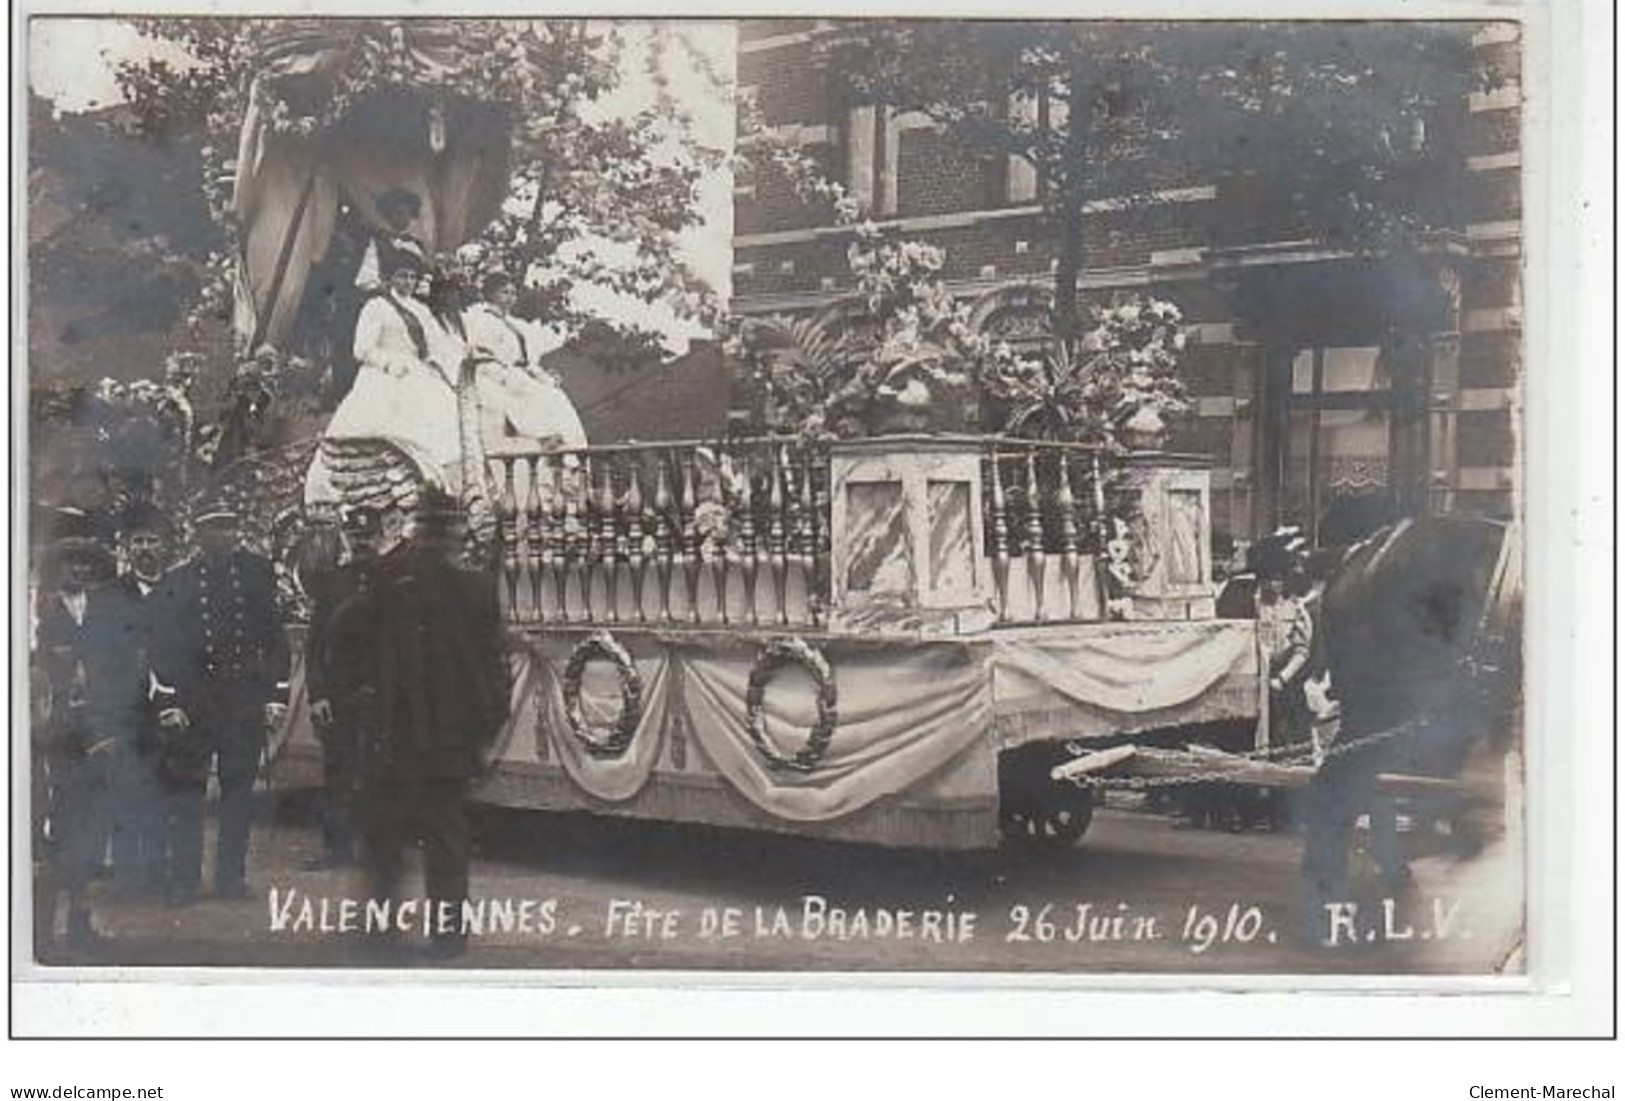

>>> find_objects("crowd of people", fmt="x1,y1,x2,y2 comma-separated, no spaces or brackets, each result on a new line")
32,185,588,964
31,485,511,963
32,496,288,948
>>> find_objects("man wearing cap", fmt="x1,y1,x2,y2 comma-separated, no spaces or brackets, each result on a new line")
360,489,509,959
106,501,176,899
354,188,429,295
33,509,137,949
301,507,383,870
150,500,289,902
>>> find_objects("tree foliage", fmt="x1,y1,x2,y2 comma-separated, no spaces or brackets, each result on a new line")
817,20,1494,337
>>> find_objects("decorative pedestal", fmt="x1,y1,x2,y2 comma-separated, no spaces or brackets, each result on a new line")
826,437,996,635
1116,460,1215,620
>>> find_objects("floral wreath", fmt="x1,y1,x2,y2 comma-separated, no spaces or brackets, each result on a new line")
744,636,838,773
561,630,643,760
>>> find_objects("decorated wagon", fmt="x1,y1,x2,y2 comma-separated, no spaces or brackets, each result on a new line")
464,435,1257,850
270,431,1261,851
202,20,1265,851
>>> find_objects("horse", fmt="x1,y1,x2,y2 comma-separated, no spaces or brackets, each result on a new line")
1297,511,1521,936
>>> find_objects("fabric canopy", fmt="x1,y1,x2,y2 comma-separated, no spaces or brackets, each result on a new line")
231,28,512,352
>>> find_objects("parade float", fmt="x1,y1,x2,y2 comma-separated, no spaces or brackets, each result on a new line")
444,434,1259,850
194,20,1267,851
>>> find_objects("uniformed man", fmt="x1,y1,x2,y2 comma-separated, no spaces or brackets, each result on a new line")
107,501,175,900
33,509,134,950
302,506,383,870
359,489,509,960
354,188,429,294
150,497,289,903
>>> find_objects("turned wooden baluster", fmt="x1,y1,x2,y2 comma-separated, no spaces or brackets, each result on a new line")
811,457,831,628
713,450,737,625
737,450,762,627
989,449,1012,623
1025,449,1048,622
680,450,703,623
526,455,548,621
1089,450,1112,617
652,455,675,622
1057,453,1083,621
1090,451,1110,550
625,461,646,623
579,455,602,621
768,445,790,626
498,456,520,621
599,458,620,624
558,459,581,622
793,447,816,625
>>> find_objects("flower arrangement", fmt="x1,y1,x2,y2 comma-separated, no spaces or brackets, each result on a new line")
728,224,1024,440
733,95,1191,450
992,297,1191,449
729,234,1189,450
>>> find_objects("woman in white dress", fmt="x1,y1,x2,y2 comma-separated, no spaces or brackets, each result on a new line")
305,249,466,506
462,271,587,455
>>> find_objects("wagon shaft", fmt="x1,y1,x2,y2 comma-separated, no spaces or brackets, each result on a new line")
1051,745,1468,796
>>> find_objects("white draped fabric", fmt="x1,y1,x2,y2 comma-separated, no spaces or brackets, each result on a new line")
990,621,1261,747
676,640,992,822
278,622,1260,826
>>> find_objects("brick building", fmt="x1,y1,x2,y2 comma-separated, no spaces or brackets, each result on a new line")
730,19,1522,546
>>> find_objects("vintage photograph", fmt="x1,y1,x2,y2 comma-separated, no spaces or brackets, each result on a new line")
19,12,1527,983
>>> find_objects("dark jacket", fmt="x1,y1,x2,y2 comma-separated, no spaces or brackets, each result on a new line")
369,543,508,781
305,562,377,707
150,550,290,721
36,584,148,754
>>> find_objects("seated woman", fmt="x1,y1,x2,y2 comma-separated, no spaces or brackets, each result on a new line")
304,250,467,509
462,272,587,455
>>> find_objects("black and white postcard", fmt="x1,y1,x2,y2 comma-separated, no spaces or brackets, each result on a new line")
12,1,1605,1041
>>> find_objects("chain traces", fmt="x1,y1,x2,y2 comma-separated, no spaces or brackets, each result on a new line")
1057,718,1429,791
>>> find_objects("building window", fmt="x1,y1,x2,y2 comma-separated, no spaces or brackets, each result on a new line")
1279,346,1398,541
845,105,878,212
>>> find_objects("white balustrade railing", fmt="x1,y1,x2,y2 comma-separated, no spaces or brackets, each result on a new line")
486,436,1208,631
486,437,829,628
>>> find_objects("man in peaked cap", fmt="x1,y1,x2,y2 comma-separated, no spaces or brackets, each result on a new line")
33,508,132,951
301,505,384,871
317,187,427,404
358,488,509,960
148,492,289,903
354,187,428,295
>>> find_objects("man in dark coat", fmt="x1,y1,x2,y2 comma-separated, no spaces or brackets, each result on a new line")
150,499,290,903
33,510,139,950
359,490,509,959
107,501,176,899
302,507,383,870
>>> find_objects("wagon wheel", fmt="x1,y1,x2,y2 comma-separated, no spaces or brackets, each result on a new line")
997,742,1097,851
998,787,1096,850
